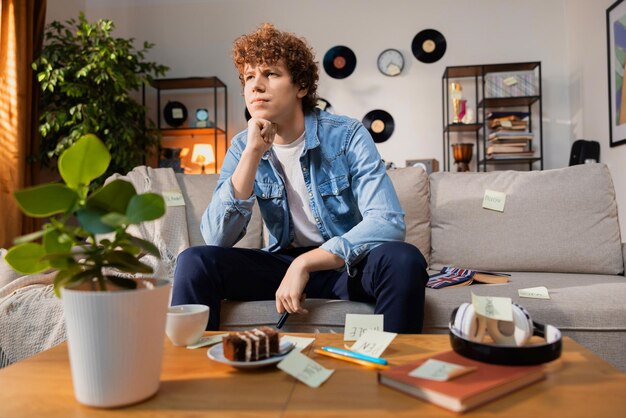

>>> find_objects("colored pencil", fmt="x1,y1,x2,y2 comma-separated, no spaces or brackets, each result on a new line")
314,349,389,370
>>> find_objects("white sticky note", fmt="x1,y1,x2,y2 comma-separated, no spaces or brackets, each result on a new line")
280,335,315,351
503,76,518,86
519,286,550,299
344,314,384,341
348,330,397,358
186,333,228,349
409,359,476,381
482,189,506,212
471,293,513,321
277,350,334,388
162,190,186,207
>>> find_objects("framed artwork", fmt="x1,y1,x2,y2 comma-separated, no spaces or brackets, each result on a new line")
607,0,626,147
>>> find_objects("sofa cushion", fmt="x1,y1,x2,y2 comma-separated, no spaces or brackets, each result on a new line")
387,167,430,263
175,174,263,248
220,299,375,332
429,164,623,274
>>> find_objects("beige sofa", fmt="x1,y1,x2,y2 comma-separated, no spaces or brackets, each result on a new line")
1,163,625,371
177,163,626,371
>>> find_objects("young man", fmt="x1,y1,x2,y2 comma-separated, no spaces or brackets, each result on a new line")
172,23,428,333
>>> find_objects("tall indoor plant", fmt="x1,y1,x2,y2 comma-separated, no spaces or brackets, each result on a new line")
34,12,168,183
5,134,170,408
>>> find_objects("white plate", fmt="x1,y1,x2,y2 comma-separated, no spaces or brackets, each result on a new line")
207,340,295,369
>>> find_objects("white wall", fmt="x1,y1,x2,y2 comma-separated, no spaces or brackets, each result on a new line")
69,0,570,167
566,0,626,239
46,0,625,238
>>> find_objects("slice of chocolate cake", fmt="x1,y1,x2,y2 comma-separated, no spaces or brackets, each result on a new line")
222,327,280,361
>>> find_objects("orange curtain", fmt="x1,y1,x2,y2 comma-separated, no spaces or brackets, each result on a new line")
0,0,46,248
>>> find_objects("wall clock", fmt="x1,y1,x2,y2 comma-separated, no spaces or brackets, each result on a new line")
195,108,209,127
377,48,404,77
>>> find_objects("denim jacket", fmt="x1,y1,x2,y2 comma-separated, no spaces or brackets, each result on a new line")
201,109,405,275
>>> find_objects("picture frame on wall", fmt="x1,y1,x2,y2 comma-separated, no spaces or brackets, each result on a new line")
607,0,626,147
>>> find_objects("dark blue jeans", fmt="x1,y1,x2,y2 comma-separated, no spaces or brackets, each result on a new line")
171,241,427,333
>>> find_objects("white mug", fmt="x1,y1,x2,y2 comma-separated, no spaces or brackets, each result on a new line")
166,304,209,346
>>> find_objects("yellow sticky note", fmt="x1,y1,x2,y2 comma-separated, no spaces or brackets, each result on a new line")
482,189,506,212
500,120,513,128
277,351,334,388
349,330,397,358
280,336,315,351
344,314,384,341
471,293,513,321
162,190,185,207
409,359,476,381
519,286,550,299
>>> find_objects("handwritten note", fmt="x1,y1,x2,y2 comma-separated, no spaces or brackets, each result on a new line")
349,330,397,358
280,335,315,351
409,359,476,381
162,190,186,207
519,286,550,299
344,314,384,341
277,351,334,388
186,333,228,349
482,189,506,212
471,293,513,321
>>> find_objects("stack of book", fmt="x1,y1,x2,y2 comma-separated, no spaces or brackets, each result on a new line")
487,112,534,160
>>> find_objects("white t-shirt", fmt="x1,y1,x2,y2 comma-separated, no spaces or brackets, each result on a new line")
272,133,324,247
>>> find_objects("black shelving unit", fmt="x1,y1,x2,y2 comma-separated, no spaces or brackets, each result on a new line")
442,62,543,172
144,77,228,173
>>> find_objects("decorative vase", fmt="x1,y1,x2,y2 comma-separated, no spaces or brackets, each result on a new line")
61,279,171,408
452,143,474,172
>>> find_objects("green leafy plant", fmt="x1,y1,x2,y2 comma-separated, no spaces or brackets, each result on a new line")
34,12,168,183
5,134,165,295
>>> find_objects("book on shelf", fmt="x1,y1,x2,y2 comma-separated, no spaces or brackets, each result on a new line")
488,131,534,140
487,144,532,155
488,138,533,147
487,152,535,159
488,120,529,130
487,111,530,120
427,267,509,289
378,350,545,413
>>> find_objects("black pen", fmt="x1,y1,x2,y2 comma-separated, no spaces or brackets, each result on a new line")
277,312,289,329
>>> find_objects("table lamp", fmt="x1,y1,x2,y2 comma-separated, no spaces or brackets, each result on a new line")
191,143,215,174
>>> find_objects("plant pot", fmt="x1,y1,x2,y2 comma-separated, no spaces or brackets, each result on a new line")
61,278,171,408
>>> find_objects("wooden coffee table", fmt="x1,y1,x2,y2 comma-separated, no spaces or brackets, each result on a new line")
1,333,625,417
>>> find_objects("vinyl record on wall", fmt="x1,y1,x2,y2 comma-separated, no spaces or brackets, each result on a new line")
323,45,357,79
362,109,395,143
411,29,447,63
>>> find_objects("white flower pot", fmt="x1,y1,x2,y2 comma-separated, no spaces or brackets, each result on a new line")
61,279,171,408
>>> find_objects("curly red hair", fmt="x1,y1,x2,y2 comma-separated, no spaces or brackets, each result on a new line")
233,23,319,112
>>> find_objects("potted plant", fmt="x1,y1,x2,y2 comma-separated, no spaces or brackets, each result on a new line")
34,12,168,183
4,134,169,408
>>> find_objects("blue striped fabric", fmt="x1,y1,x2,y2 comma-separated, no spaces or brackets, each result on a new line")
427,266,475,289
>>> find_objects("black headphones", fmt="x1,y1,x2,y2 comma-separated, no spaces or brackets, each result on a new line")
448,302,562,366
